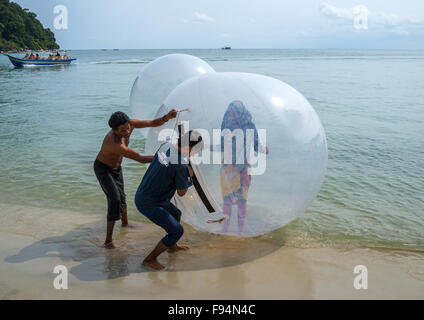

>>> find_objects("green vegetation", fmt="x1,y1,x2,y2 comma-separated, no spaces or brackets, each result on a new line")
0,0,59,51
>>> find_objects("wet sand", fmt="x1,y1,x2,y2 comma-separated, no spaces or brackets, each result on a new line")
0,203,423,299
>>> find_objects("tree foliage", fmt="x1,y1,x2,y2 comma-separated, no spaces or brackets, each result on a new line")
0,0,59,51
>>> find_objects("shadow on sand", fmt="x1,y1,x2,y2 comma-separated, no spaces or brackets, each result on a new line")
5,219,286,282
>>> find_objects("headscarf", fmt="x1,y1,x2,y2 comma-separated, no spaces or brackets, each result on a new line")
221,100,253,131
220,100,258,167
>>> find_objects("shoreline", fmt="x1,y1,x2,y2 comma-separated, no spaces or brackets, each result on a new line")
0,202,423,299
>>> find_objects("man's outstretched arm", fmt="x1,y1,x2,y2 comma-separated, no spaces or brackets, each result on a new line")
131,109,178,129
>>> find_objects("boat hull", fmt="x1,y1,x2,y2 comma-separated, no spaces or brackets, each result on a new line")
5,54,76,67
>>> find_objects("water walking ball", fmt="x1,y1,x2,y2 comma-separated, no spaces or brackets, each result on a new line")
129,54,215,124
145,72,328,237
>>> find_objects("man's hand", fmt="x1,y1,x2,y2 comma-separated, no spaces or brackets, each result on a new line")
131,109,177,129
165,109,178,121
144,155,154,163
188,166,194,177
177,189,188,197
115,144,153,164
260,145,269,154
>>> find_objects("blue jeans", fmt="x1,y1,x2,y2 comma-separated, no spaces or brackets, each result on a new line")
136,201,184,247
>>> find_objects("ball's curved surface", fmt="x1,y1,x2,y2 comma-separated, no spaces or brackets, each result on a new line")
146,72,328,237
129,54,215,123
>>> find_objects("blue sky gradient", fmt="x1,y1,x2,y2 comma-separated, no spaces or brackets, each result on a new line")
12,0,424,49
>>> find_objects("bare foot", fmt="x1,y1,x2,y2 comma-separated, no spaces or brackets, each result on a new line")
142,259,164,270
121,223,135,228
103,241,115,249
167,244,190,253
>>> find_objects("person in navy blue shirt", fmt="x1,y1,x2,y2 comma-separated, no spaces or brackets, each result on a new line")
135,129,203,270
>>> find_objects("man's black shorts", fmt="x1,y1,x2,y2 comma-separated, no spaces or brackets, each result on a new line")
93,159,127,221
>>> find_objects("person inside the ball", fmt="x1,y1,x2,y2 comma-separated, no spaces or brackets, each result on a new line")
134,127,204,270
220,100,268,235
94,109,177,249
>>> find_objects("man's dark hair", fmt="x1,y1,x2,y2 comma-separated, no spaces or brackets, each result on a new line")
108,111,130,130
177,124,203,149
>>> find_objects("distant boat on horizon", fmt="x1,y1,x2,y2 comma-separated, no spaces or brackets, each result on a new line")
221,46,231,50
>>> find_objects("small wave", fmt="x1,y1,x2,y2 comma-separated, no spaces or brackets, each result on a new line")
81,59,152,65
203,56,424,63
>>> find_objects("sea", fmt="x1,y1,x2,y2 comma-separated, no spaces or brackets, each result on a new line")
0,49,423,251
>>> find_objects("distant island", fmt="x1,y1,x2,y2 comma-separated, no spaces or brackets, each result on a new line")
0,0,59,52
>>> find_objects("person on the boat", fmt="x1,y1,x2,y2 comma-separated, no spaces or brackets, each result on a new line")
29,53,34,60
134,128,203,270
24,53,29,59
56,52,61,60
94,109,178,249
35,54,40,60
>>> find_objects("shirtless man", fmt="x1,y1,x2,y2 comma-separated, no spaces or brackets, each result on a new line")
94,110,177,248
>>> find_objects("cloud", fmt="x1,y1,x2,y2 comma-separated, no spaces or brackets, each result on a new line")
193,12,214,23
319,2,360,21
181,12,214,24
319,2,424,34
375,12,419,28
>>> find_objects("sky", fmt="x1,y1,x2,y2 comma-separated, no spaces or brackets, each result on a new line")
12,0,424,49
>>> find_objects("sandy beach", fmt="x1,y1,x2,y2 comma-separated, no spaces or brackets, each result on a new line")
0,202,422,300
